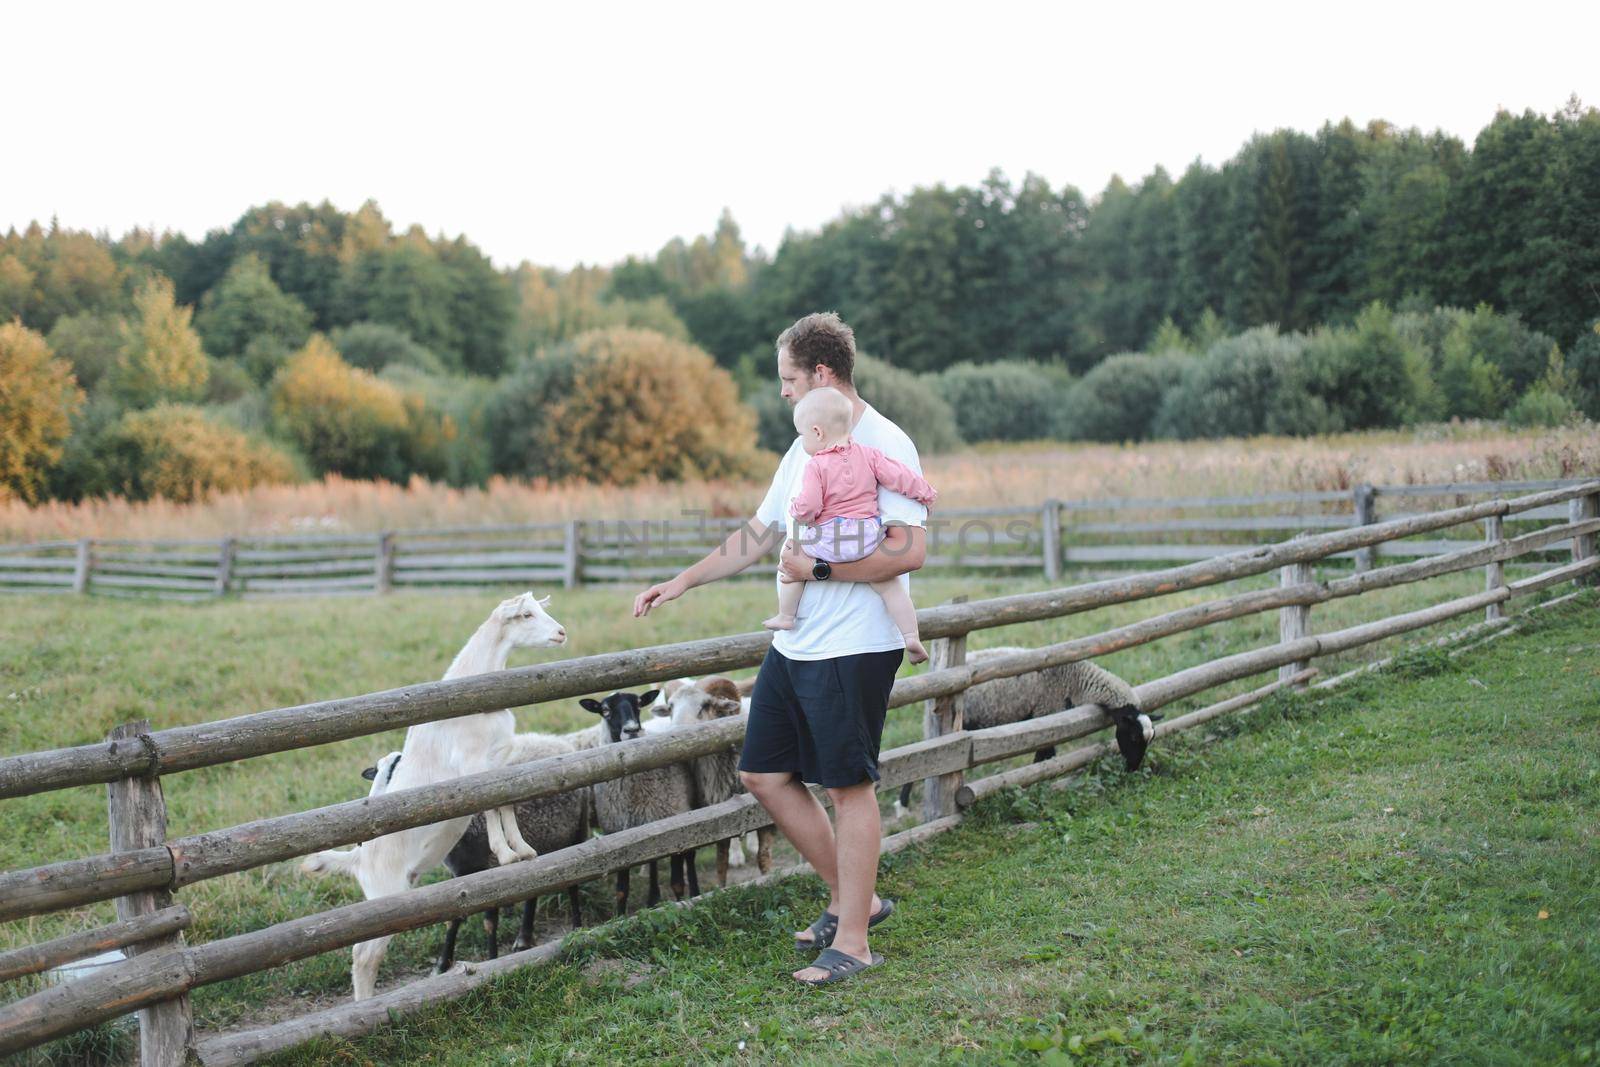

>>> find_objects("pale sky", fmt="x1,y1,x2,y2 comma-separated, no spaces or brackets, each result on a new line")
4,0,1595,271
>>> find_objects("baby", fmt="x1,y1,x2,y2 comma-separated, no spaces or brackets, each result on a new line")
763,387,938,663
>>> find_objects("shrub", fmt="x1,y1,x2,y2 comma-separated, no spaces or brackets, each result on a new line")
1152,327,1315,439
380,365,491,486
106,277,209,408
204,357,256,405
1505,386,1577,428
1460,303,1556,394
1300,304,1428,429
270,335,414,480
488,328,762,484
46,311,124,392
934,360,1069,442
0,321,84,503
97,404,298,502
1567,318,1600,420
1058,351,1186,442
851,354,963,454
332,321,446,376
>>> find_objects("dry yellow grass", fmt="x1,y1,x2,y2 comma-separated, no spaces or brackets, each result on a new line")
3,422,1595,542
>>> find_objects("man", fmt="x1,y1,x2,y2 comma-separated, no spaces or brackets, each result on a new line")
633,311,928,985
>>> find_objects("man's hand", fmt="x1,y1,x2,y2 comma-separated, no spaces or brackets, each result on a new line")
634,575,689,617
778,539,813,584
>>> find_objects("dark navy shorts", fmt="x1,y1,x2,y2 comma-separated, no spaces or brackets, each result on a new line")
738,646,904,789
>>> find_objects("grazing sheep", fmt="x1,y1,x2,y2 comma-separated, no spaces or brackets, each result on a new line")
666,676,774,885
896,649,1156,817
299,591,568,1001
360,745,591,974
579,690,700,915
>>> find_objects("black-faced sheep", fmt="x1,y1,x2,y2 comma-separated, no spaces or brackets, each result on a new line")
896,649,1156,816
576,690,700,915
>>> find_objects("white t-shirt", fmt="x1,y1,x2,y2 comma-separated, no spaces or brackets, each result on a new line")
755,401,928,661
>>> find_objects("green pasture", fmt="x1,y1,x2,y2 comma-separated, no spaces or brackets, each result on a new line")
0,563,1590,1062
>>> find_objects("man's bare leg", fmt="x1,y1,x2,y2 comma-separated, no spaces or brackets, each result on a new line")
795,781,881,981
740,772,882,952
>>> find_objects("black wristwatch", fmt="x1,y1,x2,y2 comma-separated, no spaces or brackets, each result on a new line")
811,558,832,581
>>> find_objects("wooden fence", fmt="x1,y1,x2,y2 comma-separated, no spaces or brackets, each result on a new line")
0,478,1589,600
0,480,1596,1064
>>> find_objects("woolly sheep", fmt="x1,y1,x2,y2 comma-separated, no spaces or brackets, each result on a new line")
896,648,1156,817
361,742,591,974
579,690,700,914
665,676,773,885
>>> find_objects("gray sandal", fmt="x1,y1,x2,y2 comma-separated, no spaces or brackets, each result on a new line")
796,947,884,986
793,898,895,953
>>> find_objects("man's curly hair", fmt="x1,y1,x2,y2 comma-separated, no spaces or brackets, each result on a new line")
777,311,855,384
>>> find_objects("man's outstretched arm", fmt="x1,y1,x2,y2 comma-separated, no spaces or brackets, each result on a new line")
778,524,926,585
633,518,783,617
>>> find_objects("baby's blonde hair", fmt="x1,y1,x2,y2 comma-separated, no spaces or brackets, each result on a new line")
793,387,853,440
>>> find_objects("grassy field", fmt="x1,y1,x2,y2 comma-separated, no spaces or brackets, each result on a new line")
221,590,1598,1065
1,551,1589,1059
3,422,1595,542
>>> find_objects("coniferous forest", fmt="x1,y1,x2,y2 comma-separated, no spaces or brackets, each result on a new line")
2,101,1598,505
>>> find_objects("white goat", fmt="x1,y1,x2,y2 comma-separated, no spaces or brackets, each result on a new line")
300,591,568,1000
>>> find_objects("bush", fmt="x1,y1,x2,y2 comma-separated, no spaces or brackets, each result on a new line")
97,404,298,502
1460,303,1556,394
1153,327,1333,439
488,328,762,484
380,365,492,486
1300,304,1428,429
332,321,446,376
269,335,415,481
851,354,963,454
1505,385,1578,428
934,360,1069,442
204,357,256,404
1567,318,1600,419
0,321,84,502
46,311,124,393
1059,351,1186,442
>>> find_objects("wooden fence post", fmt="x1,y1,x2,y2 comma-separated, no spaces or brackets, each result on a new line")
1484,515,1505,622
72,539,92,595
922,595,968,822
1572,491,1599,588
1041,499,1062,584
563,520,583,589
1353,484,1376,572
213,538,236,599
106,721,194,1067
374,533,395,594
1279,555,1312,685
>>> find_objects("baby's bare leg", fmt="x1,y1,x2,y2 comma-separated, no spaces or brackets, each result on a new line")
871,579,927,663
764,547,805,630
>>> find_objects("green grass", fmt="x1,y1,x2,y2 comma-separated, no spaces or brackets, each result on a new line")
257,592,1600,1065
0,568,1590,1060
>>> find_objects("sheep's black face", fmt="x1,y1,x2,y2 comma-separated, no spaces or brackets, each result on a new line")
1110,706,1159,771
580,691,660,742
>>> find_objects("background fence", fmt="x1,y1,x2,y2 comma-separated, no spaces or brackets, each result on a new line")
0,478,1589,600
0,479,1596,1064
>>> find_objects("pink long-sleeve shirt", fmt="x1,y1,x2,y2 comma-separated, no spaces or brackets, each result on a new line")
788,440,938,524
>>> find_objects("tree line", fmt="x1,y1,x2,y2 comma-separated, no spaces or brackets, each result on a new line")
1,100,1596,505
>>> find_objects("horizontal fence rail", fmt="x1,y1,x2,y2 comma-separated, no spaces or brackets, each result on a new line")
2,478,1589,601
0,479,1595,1062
